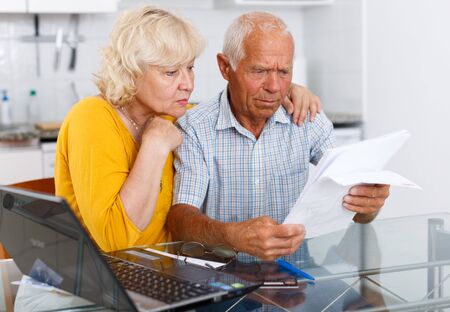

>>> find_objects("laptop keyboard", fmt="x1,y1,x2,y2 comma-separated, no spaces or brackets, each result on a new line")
104,256,218,304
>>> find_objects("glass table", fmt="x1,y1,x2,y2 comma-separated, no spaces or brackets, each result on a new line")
2,213,450,311
224,213,450,311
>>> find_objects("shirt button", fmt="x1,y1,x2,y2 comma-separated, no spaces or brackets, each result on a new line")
254,178,259,185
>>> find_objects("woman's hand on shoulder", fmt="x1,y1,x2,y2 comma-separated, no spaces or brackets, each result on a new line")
141,116,182,154
282,83,322,126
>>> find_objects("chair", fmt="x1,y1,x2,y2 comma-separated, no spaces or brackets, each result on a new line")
0,243,9,259
9,177,55,195
0,178,55,259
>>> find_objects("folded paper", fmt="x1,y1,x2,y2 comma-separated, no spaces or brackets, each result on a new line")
283,130,420,238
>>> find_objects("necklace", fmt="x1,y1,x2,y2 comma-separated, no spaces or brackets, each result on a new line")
119,105,140,131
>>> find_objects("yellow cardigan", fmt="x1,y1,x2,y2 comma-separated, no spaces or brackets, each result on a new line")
55,96,173,252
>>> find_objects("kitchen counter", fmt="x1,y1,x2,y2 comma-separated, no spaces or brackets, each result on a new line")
327,112,363,146
0,123,58,184
0,126,39,149
0,123,58,150
327,111,362,128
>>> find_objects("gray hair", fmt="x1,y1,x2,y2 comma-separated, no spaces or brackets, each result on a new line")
223,12,293,69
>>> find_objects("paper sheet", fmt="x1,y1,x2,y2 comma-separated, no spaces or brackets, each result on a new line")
144,247,226,269
283,130,421,238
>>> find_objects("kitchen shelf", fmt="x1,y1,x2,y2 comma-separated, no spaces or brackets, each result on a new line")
18,35,85,44
120,0,333,9
215,0,334,7
119,0,214,10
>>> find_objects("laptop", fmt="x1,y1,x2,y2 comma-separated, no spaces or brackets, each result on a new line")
0,186,261,311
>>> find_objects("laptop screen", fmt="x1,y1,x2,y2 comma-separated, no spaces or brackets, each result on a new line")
0,186,135,311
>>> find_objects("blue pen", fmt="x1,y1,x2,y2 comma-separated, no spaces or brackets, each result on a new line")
276,259,315,281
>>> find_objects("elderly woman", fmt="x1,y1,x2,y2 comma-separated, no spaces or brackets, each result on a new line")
55,6,321,252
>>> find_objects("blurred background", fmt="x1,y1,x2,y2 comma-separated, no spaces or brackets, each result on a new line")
0,0,448,220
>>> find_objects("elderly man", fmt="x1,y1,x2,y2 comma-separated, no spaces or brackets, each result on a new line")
167,12,389,260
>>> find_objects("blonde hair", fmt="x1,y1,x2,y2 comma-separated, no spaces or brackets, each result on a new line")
223,12,292,70
94,6,205,106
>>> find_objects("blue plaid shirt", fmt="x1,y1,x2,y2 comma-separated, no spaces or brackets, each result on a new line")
173,88,335,224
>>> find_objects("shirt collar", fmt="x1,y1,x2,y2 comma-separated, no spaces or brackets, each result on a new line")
272,104,290,124
216,89,239,131
216,87,291,132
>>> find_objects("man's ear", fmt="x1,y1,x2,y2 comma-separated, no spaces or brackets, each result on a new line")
217,53,231,81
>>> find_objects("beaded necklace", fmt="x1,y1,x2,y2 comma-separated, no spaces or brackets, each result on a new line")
119,105,139,131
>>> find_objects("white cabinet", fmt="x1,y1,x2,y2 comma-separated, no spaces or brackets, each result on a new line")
41,142,56,178
1,0,117,13
0,143,56,184
0,148,43,184
27,0,118,13
0,0,27,12
234,0,333,5
216,0,334,7
334,127,362,147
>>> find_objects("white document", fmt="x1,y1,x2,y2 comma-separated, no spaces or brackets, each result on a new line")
283,130,421,238
144,247,226,269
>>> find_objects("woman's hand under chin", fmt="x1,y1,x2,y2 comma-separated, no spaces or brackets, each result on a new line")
141,116,182,154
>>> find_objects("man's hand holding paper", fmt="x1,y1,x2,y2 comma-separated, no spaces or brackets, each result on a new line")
344,184,390,224
283,130,421,238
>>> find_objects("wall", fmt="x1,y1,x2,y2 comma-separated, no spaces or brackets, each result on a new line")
302,0,363,115
0,4,305,123
0,13,115,122
364,0,450,218
302,0,450,219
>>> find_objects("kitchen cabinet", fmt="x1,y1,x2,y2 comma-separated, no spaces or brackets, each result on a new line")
0,148,43,185
0,0,27,13
216,0,334,7
334,127,362,146
41,142,56,178
1,0,118,14
27,0,118,13
120,0,333,9
0,142,56,184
